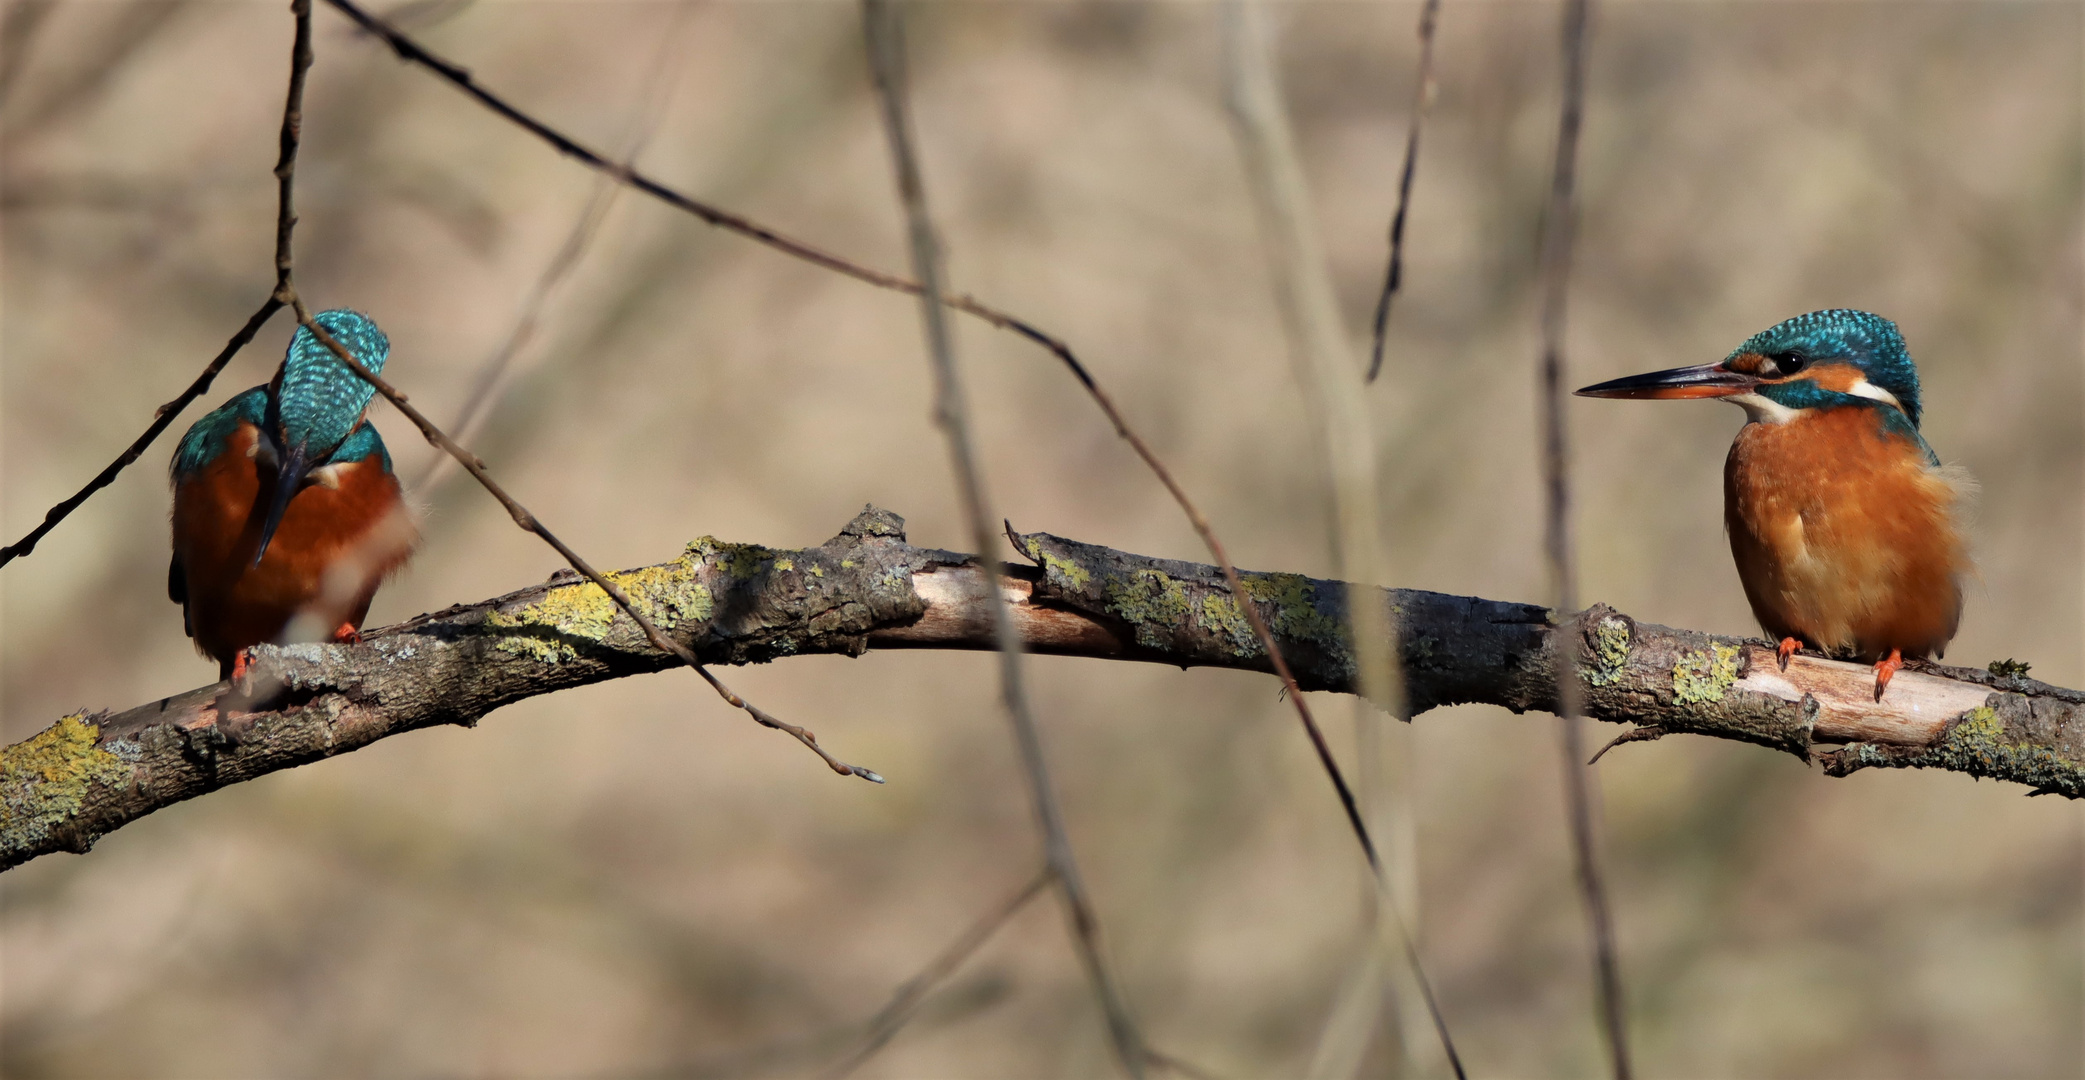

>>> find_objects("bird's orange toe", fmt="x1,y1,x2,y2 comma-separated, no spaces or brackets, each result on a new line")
1873,648,1903,702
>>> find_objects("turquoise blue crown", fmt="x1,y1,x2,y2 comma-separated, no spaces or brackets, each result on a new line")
272,309,389,457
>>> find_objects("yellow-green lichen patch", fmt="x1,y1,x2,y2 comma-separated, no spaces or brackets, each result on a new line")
1672,643,1741,705
1024,539,1091,591
718,544,773,580
1108,570,1190,647
1909,704,2083,794
1583,616,1631,687
488,551,713,662
1952,705,2004,748
1828,701,2085,796
774,558,794,572
1240,573,1348,646
688,537,781,581
1,713,132,850
1200,594,1259,656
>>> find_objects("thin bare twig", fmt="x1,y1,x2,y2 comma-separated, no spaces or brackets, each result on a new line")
1587,725,1667,766
1218,0,1396,875
1365,0,1442,384
271,0,312,294
284,295,882,784
1535,0,1632,1076
411,0,694,492
0,299,281,566
821,867,1054,1079
1219,6,1462,1076
315,0,1382,891
859,2,1144,1073
0,0,58,109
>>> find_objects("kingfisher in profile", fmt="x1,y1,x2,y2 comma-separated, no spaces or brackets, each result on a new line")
170,309,417,681
1576,309,1971,701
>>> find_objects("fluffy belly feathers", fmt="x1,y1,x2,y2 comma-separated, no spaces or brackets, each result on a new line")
1723,408,1968,662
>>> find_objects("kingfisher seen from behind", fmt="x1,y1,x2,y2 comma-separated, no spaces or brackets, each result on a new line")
1576,309,1971,700
170,309,417,680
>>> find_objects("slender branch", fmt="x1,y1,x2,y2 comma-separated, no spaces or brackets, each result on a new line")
1219,8,1463,1076
859,3,1144,1072
0,299,281,566
410,1,694,493
1365,0,1442,384
10,512,2080,876
271,0,313,294
1219,0,1395,874
321,0,941,302
821,867,1054,1079
1533,0,1632,1076
282,295,882,783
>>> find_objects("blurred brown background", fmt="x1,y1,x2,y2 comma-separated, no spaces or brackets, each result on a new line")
3,0,2081,1076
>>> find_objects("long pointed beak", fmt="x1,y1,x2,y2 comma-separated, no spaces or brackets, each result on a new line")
253,441,310,567
1575,362,1758,400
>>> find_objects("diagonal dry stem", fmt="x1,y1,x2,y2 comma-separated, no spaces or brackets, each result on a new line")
1220,4,1463,1075
1534,0,1633,1075
1365,0,1442,384
283,294,882,783
410,1,695,494
821,867,1054,1079
860,1,1144,1071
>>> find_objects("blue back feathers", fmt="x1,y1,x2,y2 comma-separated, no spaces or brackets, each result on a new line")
172,387,395,479
1728,309,1924,427
173,387,267,479
271,309,389,459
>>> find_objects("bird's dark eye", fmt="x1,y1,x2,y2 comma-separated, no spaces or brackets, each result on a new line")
1772,352,1807,375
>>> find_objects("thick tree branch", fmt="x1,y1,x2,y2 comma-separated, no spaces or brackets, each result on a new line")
4,506,2081,873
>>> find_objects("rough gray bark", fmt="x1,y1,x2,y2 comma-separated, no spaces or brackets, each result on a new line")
5,506,2079,873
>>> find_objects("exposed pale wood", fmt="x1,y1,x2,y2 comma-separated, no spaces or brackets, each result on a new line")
1738,647,1988,746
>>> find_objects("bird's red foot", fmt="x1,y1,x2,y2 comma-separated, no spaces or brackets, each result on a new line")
1873,648,1903,702
331,622,362,645
1777,637,1801,671
228,647,255,684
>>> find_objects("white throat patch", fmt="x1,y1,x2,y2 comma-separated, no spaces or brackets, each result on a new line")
1726,393,1800,425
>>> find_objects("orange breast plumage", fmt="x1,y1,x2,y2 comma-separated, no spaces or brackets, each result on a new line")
1723,405,1969,662
171,420,417,676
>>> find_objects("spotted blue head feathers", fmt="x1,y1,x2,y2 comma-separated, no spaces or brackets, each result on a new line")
272,309,389,458
1726,309,1922,427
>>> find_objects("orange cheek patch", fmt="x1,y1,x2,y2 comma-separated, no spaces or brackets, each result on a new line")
1726,352,1768,375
